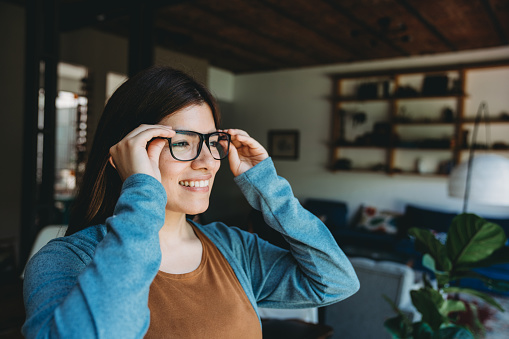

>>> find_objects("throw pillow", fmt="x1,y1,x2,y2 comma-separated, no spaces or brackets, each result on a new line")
356,206,400,235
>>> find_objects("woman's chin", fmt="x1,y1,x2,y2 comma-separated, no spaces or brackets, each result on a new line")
167,203,209,216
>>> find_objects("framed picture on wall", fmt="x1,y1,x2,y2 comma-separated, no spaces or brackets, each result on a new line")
268,130,299,160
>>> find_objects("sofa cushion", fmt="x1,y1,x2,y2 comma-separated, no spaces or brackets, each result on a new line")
355,206,399,235
402,204,457,233
304,199,348,230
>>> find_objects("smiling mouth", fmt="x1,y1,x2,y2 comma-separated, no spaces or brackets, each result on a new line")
179,180,210,188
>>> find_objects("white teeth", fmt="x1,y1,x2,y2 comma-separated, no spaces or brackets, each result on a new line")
179,180,209,187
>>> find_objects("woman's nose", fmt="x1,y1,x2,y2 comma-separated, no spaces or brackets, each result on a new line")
191,142,217,169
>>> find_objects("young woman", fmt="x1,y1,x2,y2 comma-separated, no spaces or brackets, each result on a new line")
22,66,359,338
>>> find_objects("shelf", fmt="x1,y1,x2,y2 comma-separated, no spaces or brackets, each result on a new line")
394,147,452,151
461,119,509,124
333,93,466,103
329,63,509,176
392,94,466,100
332,168,387,174
393,120,455,125
332,96,391,103
335,145,386,149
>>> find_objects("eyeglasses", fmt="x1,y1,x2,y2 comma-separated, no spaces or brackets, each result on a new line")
162,130,231,161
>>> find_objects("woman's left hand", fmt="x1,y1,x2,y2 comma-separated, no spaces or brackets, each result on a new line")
221,129,269,177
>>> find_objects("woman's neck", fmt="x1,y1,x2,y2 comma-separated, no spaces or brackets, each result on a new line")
158,211,202,274
159,211,195,243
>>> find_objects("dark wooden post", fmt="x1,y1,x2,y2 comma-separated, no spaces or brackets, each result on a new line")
128,1,155,77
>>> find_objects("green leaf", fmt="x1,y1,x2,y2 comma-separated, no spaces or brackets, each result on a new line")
422,254,437,272
385,315,413,339
410,227,452,271
449,271,509,294
413,322,433,339
434,325,474,339
459,246,509,269
423,273,433,289
383,294,414,337
435,272,451,289
444,286,504,311
411,288,447,331
439,299,466,316
446,214,507,267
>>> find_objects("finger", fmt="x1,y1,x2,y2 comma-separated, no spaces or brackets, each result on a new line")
146,137,167,162
128,127,176,149
226,128,250,136
222,128,250,138
231,134,262,149
226,140,242,174
124,124,175,141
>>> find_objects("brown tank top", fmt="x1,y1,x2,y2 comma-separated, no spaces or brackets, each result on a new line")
145,226,262,338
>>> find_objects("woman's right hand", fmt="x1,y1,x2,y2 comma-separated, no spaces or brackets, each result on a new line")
109,124,175,182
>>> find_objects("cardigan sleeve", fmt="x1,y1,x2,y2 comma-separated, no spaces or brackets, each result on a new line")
22,174,166,339
233,157,360,308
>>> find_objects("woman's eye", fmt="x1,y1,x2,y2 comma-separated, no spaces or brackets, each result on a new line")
209,141,218,148
172,141,190,148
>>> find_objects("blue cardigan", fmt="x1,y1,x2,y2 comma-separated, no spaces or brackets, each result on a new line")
22,158,359,338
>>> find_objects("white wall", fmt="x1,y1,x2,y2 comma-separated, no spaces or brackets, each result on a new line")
230,47,509,221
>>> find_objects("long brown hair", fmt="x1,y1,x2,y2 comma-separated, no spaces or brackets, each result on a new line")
66,66,220,235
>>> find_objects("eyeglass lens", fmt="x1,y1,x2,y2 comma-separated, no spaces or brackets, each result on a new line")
170,131,230,161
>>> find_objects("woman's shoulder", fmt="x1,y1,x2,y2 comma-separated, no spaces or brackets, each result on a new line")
28,224,107,270
54,224,106,248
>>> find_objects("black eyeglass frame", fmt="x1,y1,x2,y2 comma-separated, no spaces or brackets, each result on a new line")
161,130,231,162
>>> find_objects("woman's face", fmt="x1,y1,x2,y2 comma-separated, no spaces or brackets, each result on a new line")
157,104,221,215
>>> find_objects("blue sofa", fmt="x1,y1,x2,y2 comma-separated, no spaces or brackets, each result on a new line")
302,199,509,296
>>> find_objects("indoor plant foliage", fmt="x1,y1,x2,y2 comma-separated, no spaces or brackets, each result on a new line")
385,213,509,339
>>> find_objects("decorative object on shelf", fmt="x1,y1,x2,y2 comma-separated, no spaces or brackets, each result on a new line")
268,130,299,160
394,85,419,98
332,158,351,170
448,102,509,212
372,122,392,146
415,157,437,174
441,107,455,122
330,63,509,176
351,111,367,127
422,74,449,96
384,214,509,338
437,159,454,175
357,82,378,99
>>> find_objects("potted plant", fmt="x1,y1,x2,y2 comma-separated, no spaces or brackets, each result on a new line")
385,213,509,339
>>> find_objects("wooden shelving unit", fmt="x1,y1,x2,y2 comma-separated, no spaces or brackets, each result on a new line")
329,62,509,176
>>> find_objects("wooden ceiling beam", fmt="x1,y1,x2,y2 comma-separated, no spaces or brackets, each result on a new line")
196,1,330,64
321,0,411,57
155,20,286,71
396,0,457,51
480,0,508,44
256,0,363,59
94,17,273,73
59,0,193,32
